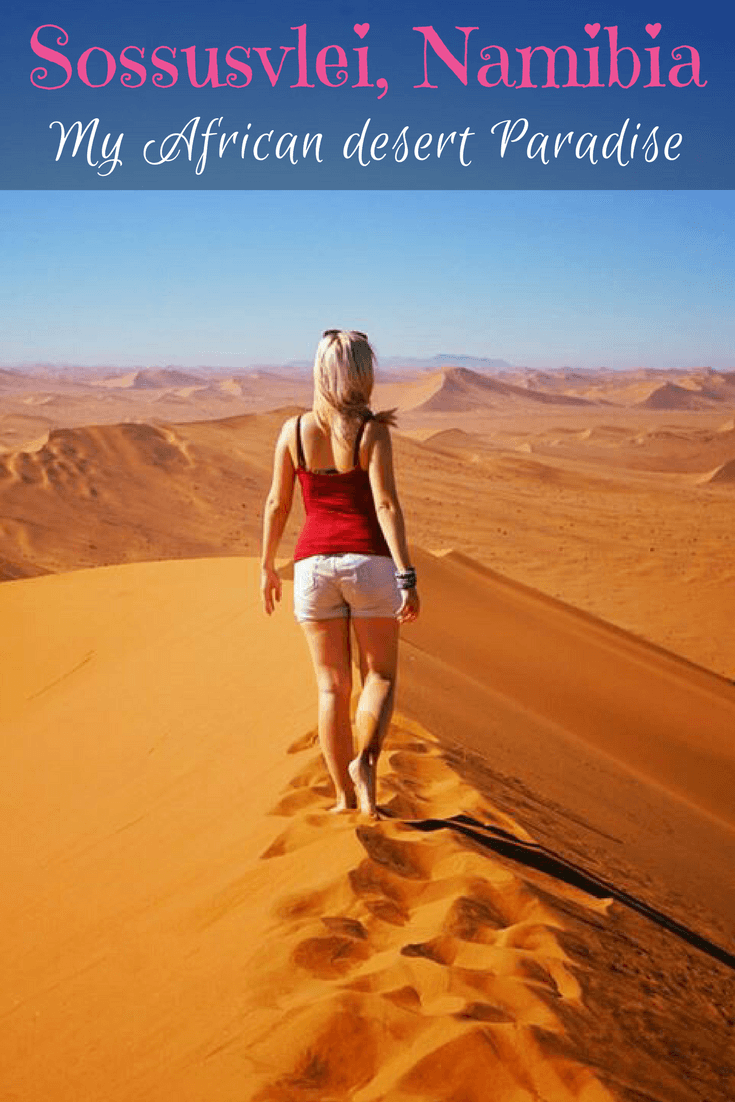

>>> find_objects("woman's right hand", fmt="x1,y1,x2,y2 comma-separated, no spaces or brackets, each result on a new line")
396,587,420,624
261,565,282,615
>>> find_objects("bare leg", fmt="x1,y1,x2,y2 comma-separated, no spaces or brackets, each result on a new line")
300,618,356,811
349,617,400,817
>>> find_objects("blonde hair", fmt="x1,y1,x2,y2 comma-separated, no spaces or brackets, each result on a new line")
313,329,396,435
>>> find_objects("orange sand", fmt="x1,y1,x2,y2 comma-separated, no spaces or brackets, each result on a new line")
2,364,735,1099
2,556,734,1101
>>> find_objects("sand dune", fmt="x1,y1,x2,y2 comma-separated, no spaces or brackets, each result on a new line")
699,458,735,484
637,382,725,411
0,370,313,451
3,365,733,456
0,412,54,448
557,370,735,409
405,550,735,827
3,363,734,1099
92,368,312,400
575,425,637,442
390,368,594,414
0,410,301,579
95,367,206,389
416,427,500,454
2,555,734,1101
520,421,735,475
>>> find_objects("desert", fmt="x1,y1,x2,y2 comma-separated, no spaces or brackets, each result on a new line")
2,362,734,676
2,361,735,1101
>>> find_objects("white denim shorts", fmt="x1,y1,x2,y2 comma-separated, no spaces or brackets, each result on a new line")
293,553,401,622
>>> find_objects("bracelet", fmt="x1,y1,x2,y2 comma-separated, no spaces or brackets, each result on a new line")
395,567,417,590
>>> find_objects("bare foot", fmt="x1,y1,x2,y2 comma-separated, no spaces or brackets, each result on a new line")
328,793,357,814
348,754,377,818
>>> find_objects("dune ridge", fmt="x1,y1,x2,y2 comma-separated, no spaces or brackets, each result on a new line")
384,367,594,414
636,382,728,410
699,458,735,484
244,722,617,1102
400,548,735,830
0,411,303,579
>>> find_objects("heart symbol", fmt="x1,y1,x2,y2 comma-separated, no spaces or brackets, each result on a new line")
645,22,661,38
584,23,600,38
354,23,369,38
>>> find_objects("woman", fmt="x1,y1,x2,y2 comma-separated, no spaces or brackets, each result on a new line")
260,329,420,817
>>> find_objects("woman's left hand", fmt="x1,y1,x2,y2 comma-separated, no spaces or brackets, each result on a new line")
261,565,282,615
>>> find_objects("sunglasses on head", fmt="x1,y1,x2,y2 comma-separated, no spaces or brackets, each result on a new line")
322,329,368,339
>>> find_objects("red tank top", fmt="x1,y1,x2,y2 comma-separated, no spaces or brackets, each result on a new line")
292,414,392,562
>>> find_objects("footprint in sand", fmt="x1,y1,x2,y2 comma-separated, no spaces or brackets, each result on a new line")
286,728,319,754
247,714,616,1102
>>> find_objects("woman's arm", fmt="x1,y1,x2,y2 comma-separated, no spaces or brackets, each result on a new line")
366,423,411,570
260,418,297,614
367,422,420,623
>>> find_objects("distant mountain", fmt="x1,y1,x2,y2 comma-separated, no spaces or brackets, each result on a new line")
283,353,515,374
382,354,515,371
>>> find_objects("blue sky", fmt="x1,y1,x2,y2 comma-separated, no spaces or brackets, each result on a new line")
1,190,732,370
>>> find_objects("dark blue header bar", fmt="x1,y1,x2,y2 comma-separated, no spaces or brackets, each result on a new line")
1,0,731,188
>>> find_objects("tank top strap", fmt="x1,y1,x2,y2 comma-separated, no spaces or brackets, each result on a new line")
295,415,306,469
353,411,373,467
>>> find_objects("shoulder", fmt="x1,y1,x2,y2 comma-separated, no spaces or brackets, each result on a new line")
361,414,390,449
360,415,392,469
278,412,306,442
363,415,391,445
275,414,301,462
